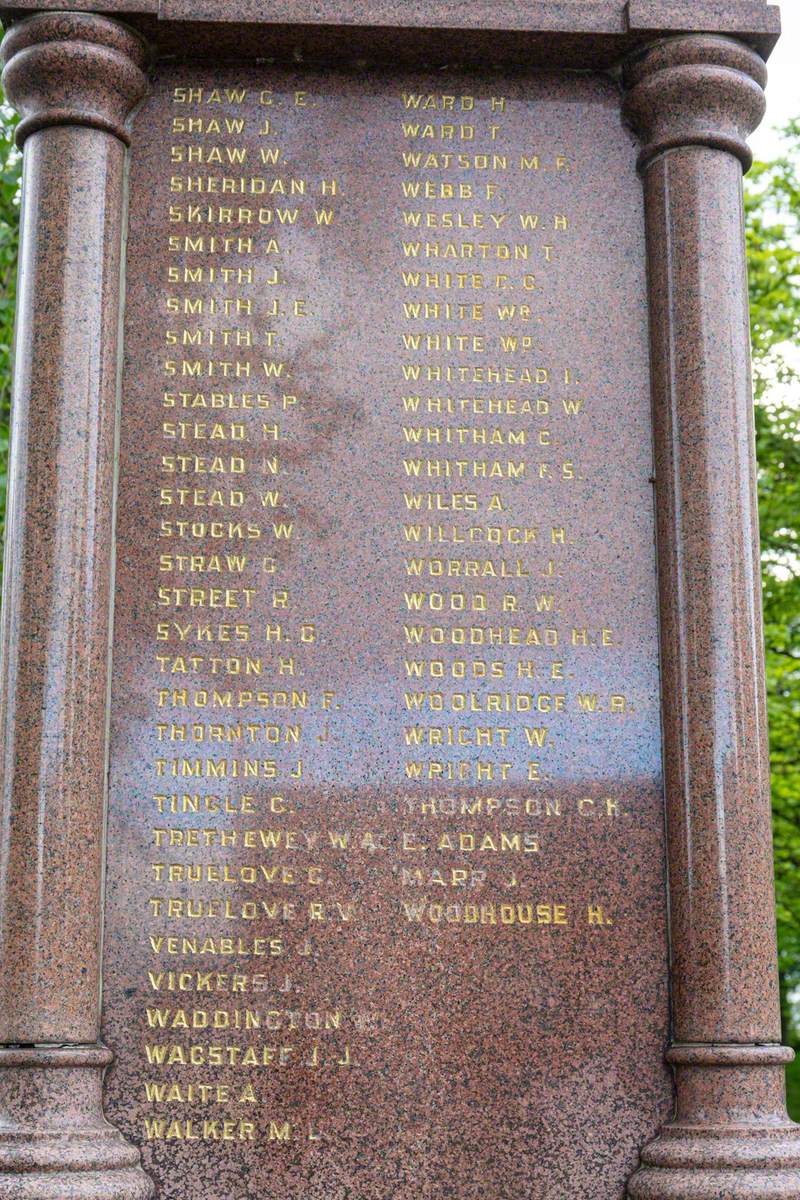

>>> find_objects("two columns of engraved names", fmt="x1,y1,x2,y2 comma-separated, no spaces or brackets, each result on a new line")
0,13,152,1199
623,33,800,1200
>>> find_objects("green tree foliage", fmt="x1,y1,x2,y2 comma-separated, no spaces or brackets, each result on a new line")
746,120,800,1114
0,102,19,561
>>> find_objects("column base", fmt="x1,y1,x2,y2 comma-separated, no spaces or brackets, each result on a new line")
628,1045,800,1199
630,1171,800,1198
0,1045,153,1199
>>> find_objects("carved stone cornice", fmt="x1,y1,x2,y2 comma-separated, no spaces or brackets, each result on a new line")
1,11,148,146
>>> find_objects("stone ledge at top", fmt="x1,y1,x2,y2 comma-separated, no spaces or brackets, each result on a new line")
627,0,779,32
0,0,781,32
0,1,781,77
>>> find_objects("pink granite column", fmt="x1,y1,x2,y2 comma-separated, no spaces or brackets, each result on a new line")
623,34,800,1198
0,13,152,1198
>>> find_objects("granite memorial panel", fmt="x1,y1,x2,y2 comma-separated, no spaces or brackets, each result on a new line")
0,4,796,1200
102,65,669,1200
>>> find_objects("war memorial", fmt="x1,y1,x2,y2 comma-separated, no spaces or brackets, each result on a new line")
0,1,795,1197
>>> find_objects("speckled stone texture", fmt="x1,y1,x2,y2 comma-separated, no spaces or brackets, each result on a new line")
627,1,780,35
0,0,782,40
0,2,147,1047
0,2,783,72
623,33,800,1199
0,11,152,1200
102,61,669,1200
0,4,796,1200
0,1047,152,1199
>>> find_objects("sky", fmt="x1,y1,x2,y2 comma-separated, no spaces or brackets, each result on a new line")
750,1,800,161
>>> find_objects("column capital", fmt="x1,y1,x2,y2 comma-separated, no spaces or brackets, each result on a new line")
0,11,148,147
622,33,767,172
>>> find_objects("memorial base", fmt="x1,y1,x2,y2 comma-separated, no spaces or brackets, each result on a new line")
0,1047,153,1200
630,1167,800,1198
628,1045,800,1198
